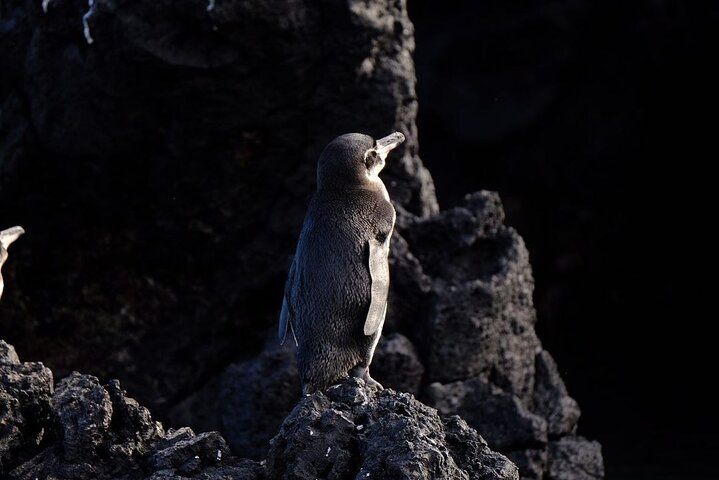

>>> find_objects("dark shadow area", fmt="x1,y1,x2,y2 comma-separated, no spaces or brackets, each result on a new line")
409,1,715,478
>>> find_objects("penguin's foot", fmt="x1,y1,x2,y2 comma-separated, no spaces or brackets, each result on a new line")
350,366,384,390
363,374,384,390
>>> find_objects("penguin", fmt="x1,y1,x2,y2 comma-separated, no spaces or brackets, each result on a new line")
279,132,405,394
0,226,25,300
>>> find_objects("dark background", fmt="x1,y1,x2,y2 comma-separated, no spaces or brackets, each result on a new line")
409,1,715,479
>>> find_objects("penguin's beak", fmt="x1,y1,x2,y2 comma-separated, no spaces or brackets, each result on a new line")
0,226,25,249
376,132,405,161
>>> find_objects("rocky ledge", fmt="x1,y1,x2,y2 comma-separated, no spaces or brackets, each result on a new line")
1,340,518,480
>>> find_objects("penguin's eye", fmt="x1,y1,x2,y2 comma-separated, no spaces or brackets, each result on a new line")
365,149,378,168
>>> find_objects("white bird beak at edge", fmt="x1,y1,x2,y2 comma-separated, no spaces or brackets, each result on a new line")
0,226,25,300
0,226,24,249
375,132,405,161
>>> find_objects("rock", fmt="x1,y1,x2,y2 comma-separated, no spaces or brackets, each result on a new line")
0,340,20,364
405,192,540,400
2,359,262,480
148,432,229,471
1,339,517,480
51,372,113,462
371,333,425,395
505,448,547,480
0,346,53,475
408,191,506,259
146,459,263,480
266,377,517,480
532,350,580,436
105,379,164,446
0,392,22,471
443,415,521,480
386,231,432,333
425,377,547,451
547,436,604,480
220,344,301,459
397,191,597,479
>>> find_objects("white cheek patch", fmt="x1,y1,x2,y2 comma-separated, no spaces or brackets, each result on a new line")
367,159,385,178
364,148,386,177
364,149,389,201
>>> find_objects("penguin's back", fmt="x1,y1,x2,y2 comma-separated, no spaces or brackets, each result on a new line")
288,189,394,386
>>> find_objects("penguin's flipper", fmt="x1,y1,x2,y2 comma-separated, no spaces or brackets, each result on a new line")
365,239,390,336
279,259,298,346
279,297,295,346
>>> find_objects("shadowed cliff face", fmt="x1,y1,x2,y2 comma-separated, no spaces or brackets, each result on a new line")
0,0,435,410
0,1,603,479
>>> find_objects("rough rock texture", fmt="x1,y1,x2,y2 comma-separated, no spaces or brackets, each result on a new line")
0,342,515,480
399,191,600,478
266,377,517,480
532,351,581,437
1,343,263,479
403,191,538,397
219,343,301,460
0,340,21,364
51,373,114,462
547,437,604,480
425,377,548,451
506,449,547,480
0,340,53,472
0,0,602,478
206,332,425,463
370,332,425,395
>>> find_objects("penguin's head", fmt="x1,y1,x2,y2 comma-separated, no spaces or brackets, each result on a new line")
317,132,405,190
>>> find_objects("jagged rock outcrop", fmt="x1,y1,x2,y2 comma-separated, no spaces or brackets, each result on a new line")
404,192,602,479
1,340,515,480
547,437,604,480
168,192,603,480
425,377,548,451
1,343,264,479
267,377,517,480
532,351,581,438
0,340,53,472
